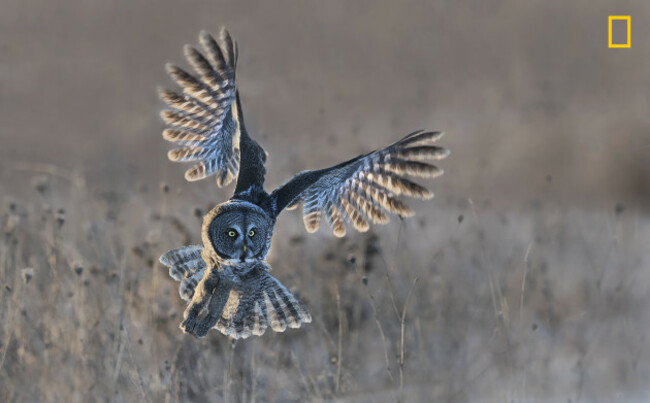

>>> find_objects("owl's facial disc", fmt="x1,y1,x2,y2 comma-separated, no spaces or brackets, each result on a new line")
206,208,271,264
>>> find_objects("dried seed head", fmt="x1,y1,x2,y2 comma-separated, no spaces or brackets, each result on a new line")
22,268,34,284
4,214,19,235
31,175,49,195
289,235,304,244
55,208,66,227
146,231,160,246
615,203,624,217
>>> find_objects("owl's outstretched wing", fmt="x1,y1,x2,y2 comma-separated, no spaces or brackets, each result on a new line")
159,250,310,339
159,28,266,189
269,130,449,237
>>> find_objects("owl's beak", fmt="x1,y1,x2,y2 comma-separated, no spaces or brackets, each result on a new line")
239,245,249,262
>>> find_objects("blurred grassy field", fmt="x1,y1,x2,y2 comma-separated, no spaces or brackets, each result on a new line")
1,172,648,401
1,1,650,401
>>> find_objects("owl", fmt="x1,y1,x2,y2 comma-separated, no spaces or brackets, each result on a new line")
158,28,449,339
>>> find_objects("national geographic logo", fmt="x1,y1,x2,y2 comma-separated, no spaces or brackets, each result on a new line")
608,16,631,48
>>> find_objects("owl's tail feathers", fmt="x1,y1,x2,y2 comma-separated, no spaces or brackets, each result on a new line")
159,245,207,302
178,263,312,339
216,268,312,339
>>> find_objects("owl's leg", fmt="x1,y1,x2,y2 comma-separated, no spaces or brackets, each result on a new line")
189,283,232,337
180,268,220,337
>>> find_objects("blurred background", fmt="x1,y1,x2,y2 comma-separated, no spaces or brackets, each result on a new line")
1,1,649,401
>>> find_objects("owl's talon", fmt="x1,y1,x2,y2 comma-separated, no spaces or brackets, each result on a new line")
179,317,196,334
180,302,202,334
180,315,213,338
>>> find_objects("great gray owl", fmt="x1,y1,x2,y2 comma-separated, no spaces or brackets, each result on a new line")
158,27,449,339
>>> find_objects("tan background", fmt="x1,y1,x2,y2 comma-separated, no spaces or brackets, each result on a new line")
1,1,649,401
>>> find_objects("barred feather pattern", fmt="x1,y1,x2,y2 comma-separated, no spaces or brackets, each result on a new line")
159,28,241,186
294,130,449,237
208,262,312,339
159,248,311,339
159,245,207,301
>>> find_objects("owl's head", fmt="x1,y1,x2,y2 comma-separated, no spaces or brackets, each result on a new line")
201,200,274,267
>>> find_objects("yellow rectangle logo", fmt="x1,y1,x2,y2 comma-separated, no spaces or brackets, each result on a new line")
608,16,631,48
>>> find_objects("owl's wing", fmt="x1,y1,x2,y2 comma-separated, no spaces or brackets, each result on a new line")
159,28,266,188
269,130,449,237
232,94,268,197
178,262,311,339
159,245,207,301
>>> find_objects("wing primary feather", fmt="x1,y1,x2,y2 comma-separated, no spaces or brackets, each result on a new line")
302,197,321,233
185,160,224,182
158,88,212,119
165,64,222,109
394,145,450,161
340,197,370,232
349,190,389,224
357,177,415,217
167,146,206,162
162,129,209,144
381,159,444,178
219,27,236,68
366,170,433,199
161,110,212,132
326,202,346,237
396,130,445,147
183,45,222,90
199,31,231,78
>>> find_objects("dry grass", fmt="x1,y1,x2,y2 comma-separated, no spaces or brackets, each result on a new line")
0,167,648,402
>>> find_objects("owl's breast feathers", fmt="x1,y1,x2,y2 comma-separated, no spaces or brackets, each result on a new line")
217,259,269,280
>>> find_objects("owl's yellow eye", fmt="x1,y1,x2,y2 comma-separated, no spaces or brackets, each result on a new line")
228,230,237,238
248,230,255,237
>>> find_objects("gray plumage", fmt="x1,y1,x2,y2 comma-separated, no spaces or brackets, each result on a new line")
157,27,449,339
158,29,240,185
161,247,310,339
